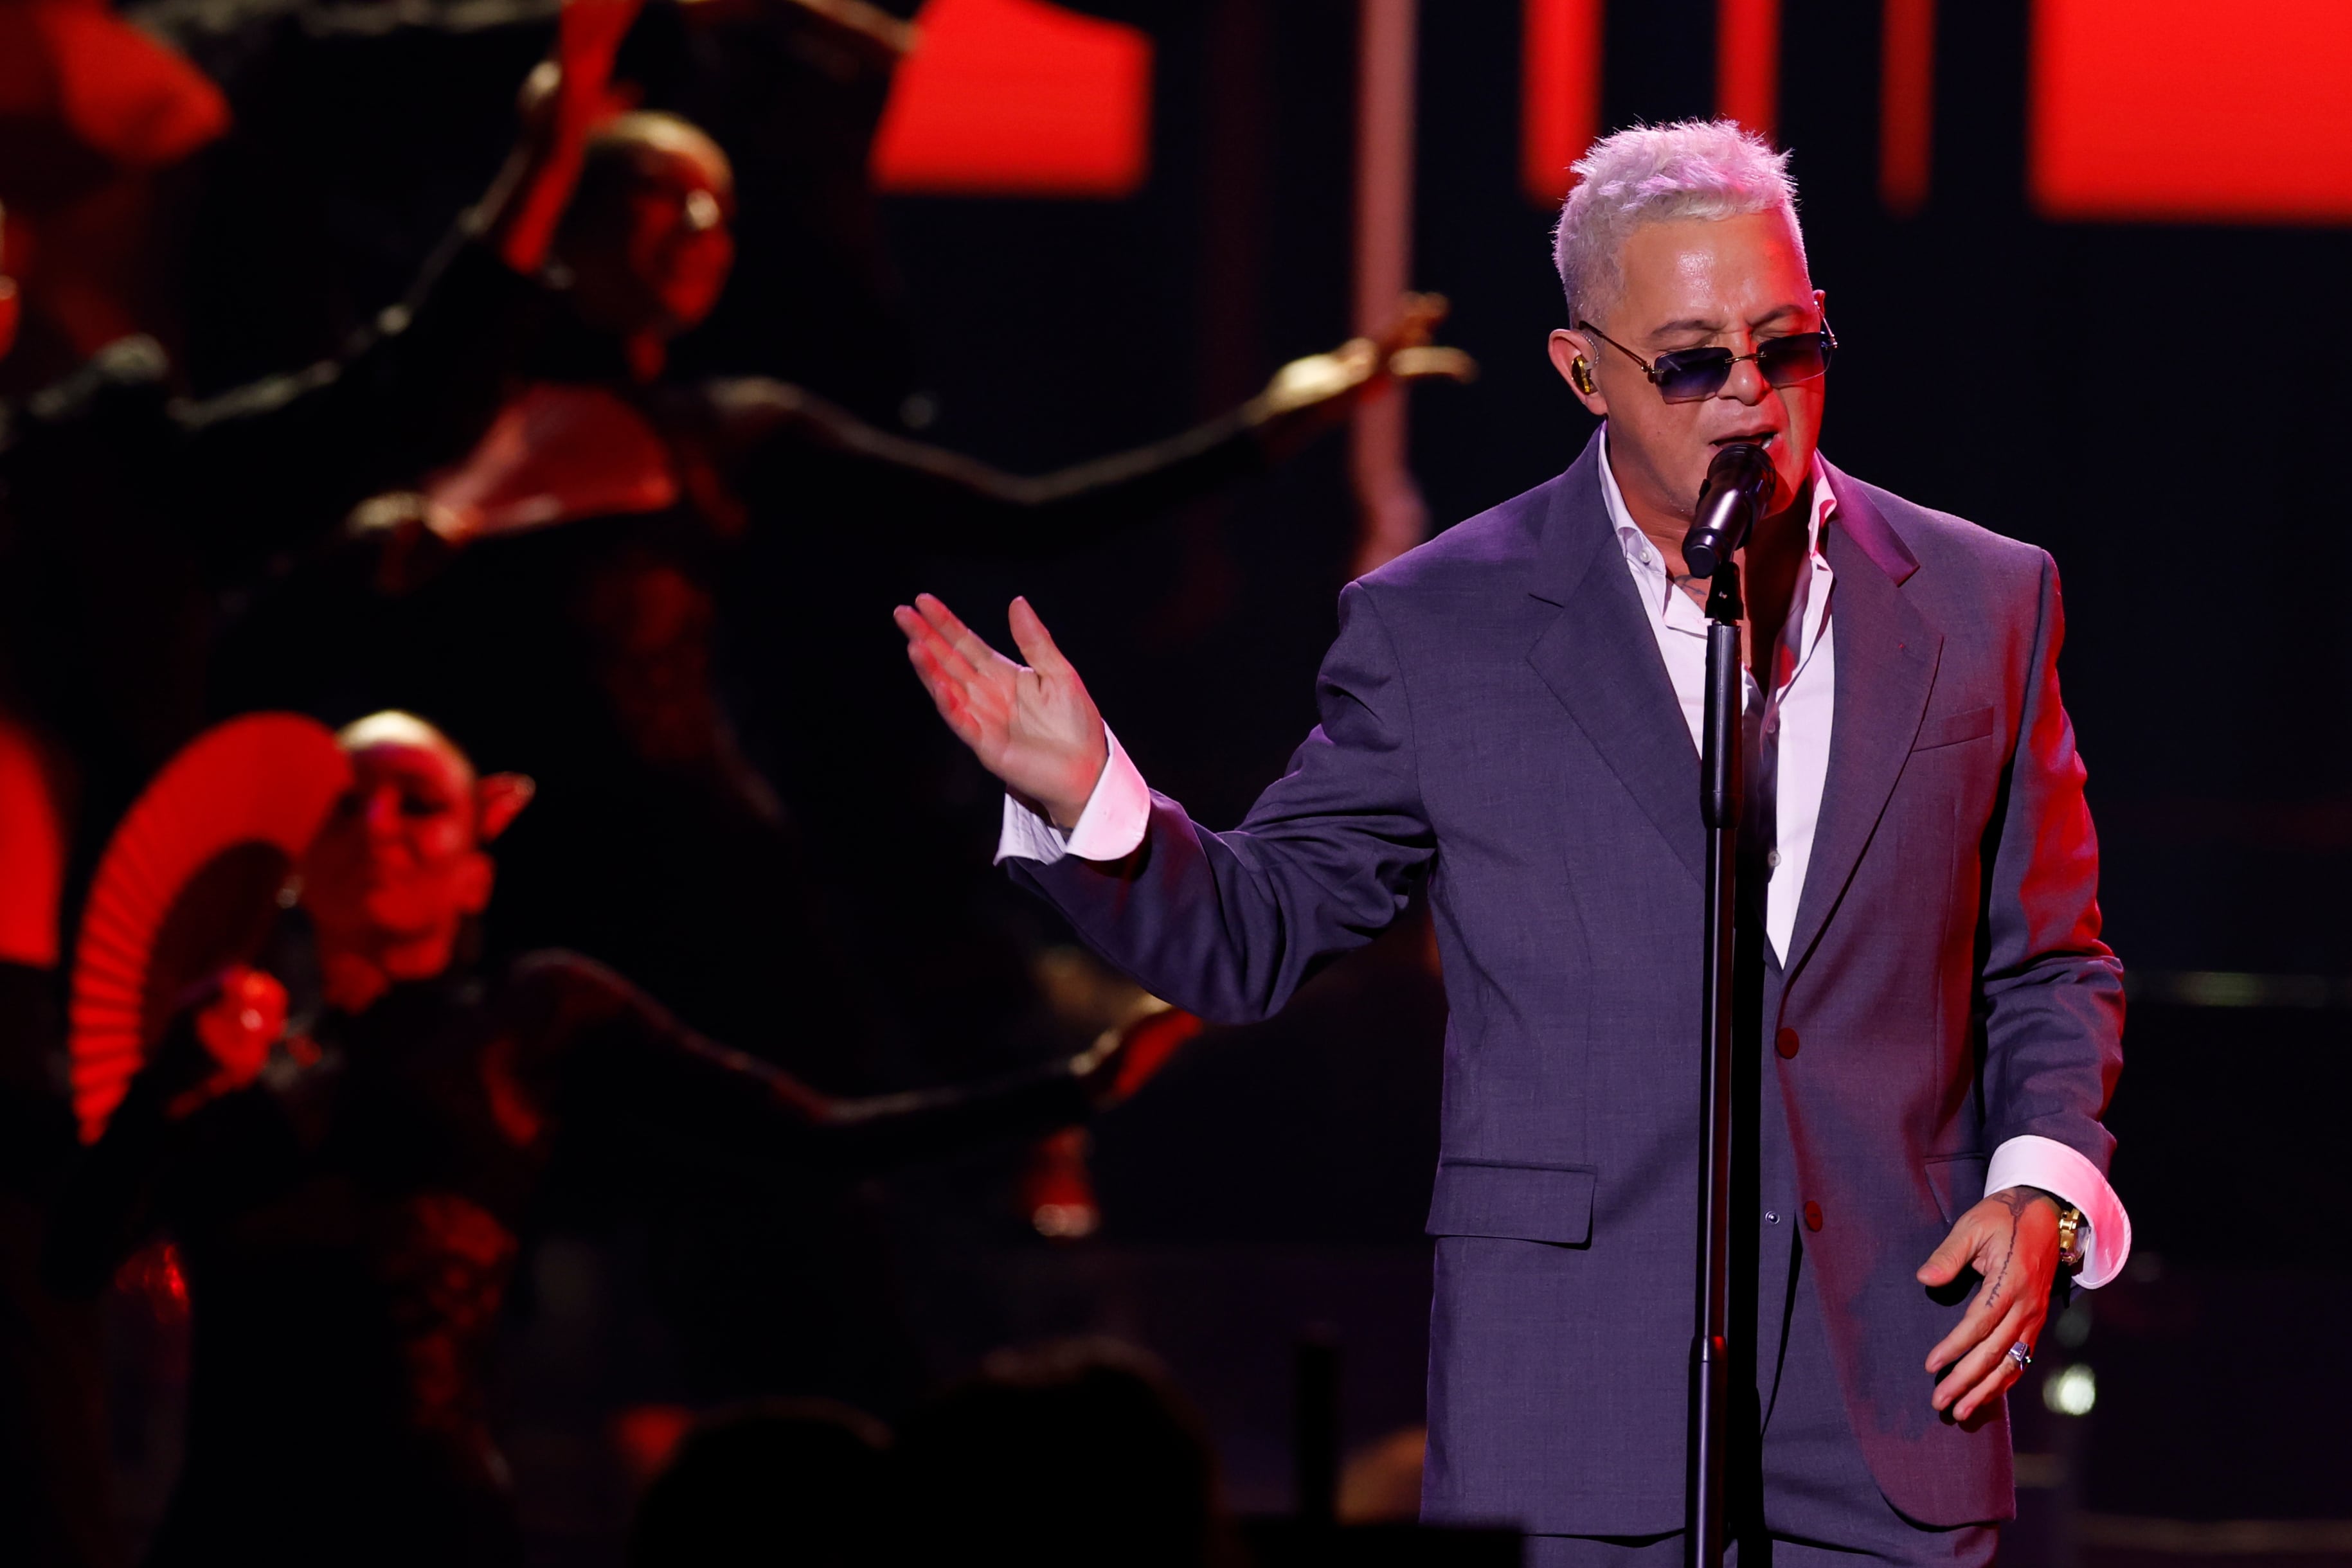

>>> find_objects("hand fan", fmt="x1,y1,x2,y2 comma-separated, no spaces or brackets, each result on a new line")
68,714,350,1143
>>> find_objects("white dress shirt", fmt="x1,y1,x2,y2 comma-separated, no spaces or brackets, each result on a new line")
1600,436,1835,968
998,440,2131,1288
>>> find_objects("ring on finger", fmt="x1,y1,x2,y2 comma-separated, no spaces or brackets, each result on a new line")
2006,1341,2033,1372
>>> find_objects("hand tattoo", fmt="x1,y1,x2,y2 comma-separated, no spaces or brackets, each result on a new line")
1990,1188,2046,1220
1978,1188,2055,1319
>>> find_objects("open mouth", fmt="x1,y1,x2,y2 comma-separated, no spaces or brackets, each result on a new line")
1712,431,1778,449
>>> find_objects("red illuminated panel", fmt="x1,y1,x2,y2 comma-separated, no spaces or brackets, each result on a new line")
1880,0,1934,216
870,0,1153,198
1522,0,1602,205
2032,0,2352,222
1716,0,1781,141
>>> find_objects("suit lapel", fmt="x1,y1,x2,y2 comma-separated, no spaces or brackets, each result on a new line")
1524,431,1705,888
1782,460,1941,978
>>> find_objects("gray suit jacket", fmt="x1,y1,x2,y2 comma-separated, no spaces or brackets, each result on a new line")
1012,430,2124,1535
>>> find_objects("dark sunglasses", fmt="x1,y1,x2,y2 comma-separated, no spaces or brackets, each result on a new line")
1576,316,1836,404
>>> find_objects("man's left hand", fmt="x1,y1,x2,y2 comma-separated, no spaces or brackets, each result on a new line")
1916,1185,2063,1421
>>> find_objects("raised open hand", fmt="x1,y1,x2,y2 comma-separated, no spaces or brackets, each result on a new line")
893,594,1109,829
1917,1186,2063,1421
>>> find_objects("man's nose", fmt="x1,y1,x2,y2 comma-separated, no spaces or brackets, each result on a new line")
1720,341,1771,405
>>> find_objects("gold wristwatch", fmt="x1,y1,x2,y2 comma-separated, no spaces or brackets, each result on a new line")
2054,1202,2086,1272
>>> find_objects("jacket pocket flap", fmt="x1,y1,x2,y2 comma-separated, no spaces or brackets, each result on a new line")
1425,1159,1597,1246
1914,704,1997,751
1924,1153,1988,1226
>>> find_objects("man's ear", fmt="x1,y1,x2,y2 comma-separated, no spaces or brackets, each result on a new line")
477,774,535,842
1548,328,1607,417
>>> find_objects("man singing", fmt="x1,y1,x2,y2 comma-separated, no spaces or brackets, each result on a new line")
892,121,2129,1565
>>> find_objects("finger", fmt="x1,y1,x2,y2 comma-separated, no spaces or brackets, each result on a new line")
1007,597,1072,678
1922,1241,2003,1370
1933,1299,2031,1412
1389,346,1479,384
892,601,944,653
901,630,978,713
896,627,946,695
896,602,985,686
1949,1306,2034,1420
904,644,987,749
899,628,970,711
1956,1299,2049,1422
1916,1219,1979,1288
1952,1353,2024,1423
914,593,1009,678
1924,1277,2004,1374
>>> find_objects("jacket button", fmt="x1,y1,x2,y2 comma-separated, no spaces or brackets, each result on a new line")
1775,1028,1800,1060
1802,1200,1823,1232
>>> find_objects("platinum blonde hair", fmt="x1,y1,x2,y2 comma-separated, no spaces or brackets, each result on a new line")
1550,120,1806,325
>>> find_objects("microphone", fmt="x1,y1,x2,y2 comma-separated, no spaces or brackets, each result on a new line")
1680,443,1777,579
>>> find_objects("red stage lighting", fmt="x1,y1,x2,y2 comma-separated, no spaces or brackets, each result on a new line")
1880,0,1935,217
1521,0,1602,206
870,0,1153,198
2031,0,2352,222
1716,0,1781,143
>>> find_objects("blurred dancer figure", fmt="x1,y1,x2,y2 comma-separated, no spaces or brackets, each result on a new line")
240,107,1466,1062
0,0,640,841
0,11,632,1563
206,110,1462,1422
47,712,1176,1568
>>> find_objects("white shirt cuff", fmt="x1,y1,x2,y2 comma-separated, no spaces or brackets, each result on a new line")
1986,1134,2132,1289
993,724,1151,866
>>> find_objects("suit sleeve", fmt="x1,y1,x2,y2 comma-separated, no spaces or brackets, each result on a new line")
1009,581,1434,1025
1977,553,2125,1176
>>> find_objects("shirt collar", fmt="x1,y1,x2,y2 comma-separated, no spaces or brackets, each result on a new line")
1597,427,1837,571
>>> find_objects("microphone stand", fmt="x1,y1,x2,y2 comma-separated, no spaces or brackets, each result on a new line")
1680,437,1768,1568
1687,553,1743,1568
